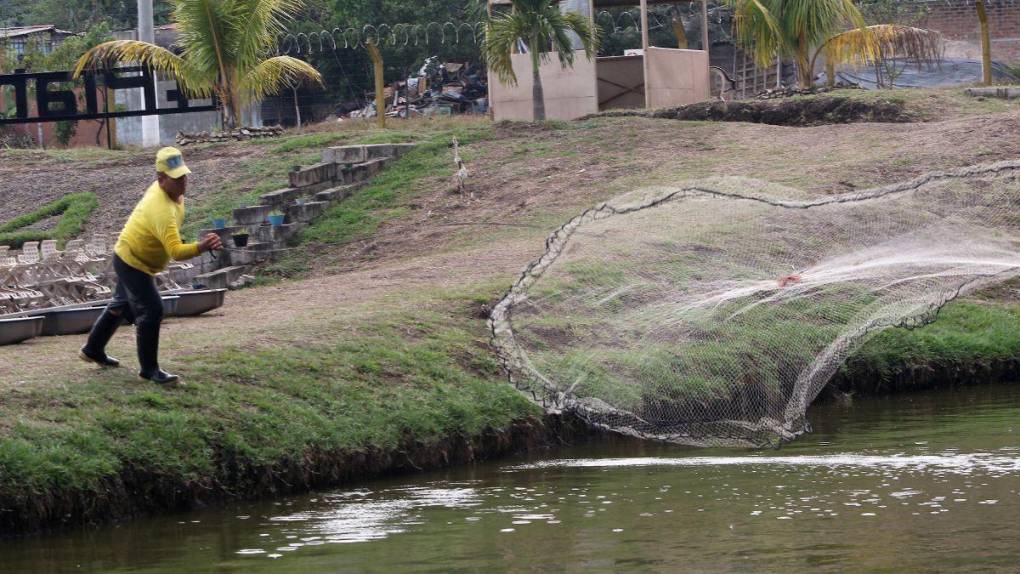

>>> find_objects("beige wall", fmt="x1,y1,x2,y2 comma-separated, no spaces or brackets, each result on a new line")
490,51,598,122
645,47,711,109
596,55,646,110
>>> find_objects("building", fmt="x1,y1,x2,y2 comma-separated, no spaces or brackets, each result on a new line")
487,0,712,122
0,25,75,65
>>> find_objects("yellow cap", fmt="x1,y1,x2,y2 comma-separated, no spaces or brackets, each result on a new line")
155,147,191,179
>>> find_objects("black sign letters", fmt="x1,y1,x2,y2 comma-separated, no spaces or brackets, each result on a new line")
0,67,217,125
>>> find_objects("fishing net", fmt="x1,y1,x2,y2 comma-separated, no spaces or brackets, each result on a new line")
490,161,1020,448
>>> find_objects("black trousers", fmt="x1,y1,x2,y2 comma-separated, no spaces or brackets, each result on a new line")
84,254,165,375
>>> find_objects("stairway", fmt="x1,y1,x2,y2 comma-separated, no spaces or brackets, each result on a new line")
185,143,416,289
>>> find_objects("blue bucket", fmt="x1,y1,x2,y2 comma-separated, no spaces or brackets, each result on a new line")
212,218,227,229
267,214,285,226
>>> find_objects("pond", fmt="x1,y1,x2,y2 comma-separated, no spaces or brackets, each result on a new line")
6,383,1019,573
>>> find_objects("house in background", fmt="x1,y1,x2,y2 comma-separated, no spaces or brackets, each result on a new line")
0,25,75,65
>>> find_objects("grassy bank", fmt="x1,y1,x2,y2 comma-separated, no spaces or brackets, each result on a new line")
2,89,1020,536
0,284,542,535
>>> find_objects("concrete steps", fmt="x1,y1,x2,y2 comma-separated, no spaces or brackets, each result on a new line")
199,143,416,287
194,265,248,290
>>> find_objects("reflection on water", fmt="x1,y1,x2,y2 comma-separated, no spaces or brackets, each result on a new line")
4,383,1020,573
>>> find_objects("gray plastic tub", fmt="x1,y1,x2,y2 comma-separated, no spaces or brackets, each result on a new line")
38,307,105,337
0,316,45,346
174,289,227,317
162,295,181,317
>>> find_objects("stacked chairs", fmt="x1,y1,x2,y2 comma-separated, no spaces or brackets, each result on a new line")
0,237,114,313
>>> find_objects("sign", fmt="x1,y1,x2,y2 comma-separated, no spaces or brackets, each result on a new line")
0,66,217,125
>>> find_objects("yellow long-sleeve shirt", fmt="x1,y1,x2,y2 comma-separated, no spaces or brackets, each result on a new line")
114,181,201,276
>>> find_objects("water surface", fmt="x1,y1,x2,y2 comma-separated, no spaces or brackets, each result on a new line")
6,383,1019,573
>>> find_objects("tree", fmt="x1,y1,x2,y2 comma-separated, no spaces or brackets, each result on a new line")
976,0,991,85
0,0,173,31
305,0,487,108
727,0,867,89
822,24,942,88
73,0,323,129
484,0,598,121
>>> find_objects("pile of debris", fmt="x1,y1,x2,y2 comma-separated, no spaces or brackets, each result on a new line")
754,82,862,100
176,125,284,146
346,60,489,120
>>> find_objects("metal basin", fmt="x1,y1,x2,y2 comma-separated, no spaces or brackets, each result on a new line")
162,295,181,317
0,316,45,346
38,307,105,337
174,289,227,317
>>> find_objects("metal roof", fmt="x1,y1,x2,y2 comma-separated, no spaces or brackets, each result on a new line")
0,25,75,40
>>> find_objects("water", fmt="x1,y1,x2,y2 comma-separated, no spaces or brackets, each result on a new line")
5,384,1020,573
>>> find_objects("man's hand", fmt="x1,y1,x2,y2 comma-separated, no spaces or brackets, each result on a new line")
198,233,223,254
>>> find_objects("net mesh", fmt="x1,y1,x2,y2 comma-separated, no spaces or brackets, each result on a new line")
490,160,1020,448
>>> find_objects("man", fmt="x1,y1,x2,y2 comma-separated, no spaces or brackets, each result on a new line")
80,147,221,385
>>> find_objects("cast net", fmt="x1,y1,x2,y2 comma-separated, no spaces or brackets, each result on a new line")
490,161,1020,447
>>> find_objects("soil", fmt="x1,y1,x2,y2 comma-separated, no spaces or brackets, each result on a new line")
594,95,912,126
0,144,274,242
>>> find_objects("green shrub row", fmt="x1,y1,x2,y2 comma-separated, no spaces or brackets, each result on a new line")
0,192,99,249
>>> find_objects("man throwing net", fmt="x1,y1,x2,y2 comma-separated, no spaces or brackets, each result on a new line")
80,147,221,385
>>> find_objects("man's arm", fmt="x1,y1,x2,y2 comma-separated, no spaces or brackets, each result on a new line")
154,210,201,261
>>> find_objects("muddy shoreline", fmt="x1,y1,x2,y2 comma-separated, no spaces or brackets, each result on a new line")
5,357,1017,539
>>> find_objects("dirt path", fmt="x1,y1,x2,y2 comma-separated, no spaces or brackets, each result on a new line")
2,108,1019,387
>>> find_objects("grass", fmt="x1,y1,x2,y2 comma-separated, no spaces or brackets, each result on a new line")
265,121,493,277
0,192,98,248
179,117,493,245
3,89,1020,533
0,284,537,523
823,87,1020,120
843,299,1020,383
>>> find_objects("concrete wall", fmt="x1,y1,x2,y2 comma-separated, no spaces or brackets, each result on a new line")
490,50,599,121
115,77,262,147
645,47,711,109
597,55,646,109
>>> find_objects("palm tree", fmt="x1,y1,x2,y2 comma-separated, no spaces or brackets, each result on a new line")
728,0,868,89
821,24,943,88
484,0,599,121
73,0,322,129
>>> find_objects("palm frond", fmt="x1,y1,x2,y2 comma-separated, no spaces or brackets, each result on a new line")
230,0,303,74
483,11,531,85
72,40,215,97
484,0,600,85
825,25,943,69
727,0,782,68
173,0,237,80
239,55,322,103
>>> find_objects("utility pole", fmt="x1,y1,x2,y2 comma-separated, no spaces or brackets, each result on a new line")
138,0,161,147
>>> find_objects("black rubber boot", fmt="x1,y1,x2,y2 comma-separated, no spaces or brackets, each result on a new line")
135,298,164,377
79,347,120,368
139,369,181,385
81,308,123,367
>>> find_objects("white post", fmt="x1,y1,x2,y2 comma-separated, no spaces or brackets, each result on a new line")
138,0,161,147
640,0,650,109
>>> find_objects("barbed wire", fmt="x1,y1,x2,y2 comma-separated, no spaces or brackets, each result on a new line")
276,22,487,55
273,5,736,57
